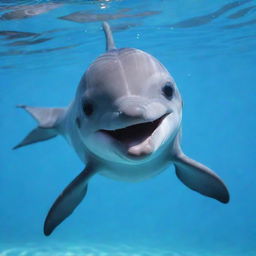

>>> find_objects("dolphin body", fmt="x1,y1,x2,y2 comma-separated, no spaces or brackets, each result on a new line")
14,22,229,236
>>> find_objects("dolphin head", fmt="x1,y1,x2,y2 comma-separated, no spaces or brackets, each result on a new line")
75,48,182,163
75,24,182,163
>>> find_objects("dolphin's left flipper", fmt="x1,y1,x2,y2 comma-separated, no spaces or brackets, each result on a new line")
44,165,97,236
174,154,229,203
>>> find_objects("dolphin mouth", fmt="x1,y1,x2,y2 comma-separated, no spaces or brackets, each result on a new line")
99,114,168,157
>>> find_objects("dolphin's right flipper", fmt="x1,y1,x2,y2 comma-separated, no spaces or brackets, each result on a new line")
174,154,229,203
44,165,97,236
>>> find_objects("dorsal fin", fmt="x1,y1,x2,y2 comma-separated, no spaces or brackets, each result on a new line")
102,21,116,51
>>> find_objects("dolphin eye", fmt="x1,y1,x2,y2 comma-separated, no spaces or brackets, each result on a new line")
162,82,174,99
83,102,94,116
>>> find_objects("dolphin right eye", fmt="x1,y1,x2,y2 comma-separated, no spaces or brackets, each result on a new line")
83,103,94,116
162,82,174,99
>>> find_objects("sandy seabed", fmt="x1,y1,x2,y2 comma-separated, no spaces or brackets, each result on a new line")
0,243,254,256
0,242,207,256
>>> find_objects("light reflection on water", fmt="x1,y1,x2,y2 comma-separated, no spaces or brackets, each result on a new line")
0,243,189,256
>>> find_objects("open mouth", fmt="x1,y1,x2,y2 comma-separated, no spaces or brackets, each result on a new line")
100,114,166,146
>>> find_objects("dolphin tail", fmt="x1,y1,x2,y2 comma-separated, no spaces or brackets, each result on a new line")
102,21,116,51
13,105,66,150
174,153,230,203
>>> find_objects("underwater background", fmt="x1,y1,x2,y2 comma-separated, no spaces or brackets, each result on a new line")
1,0,255,255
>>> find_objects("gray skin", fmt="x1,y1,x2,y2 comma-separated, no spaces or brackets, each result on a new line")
14,22,229,236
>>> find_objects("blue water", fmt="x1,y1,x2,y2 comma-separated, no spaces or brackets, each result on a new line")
1,0,256,255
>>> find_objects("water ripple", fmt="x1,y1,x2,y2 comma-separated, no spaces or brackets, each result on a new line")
168,0,252,28
0,243,186,256
0,0,256,71
0,243,255,256
0,3,62,20
59,10,160,23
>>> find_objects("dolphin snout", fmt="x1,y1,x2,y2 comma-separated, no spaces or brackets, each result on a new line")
120,105,144,118
116,96,167,121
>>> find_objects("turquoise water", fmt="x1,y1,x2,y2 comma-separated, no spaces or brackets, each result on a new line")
1,0,255,255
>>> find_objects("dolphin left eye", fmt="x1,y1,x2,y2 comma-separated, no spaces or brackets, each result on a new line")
83,102,94,116
162,82,174,99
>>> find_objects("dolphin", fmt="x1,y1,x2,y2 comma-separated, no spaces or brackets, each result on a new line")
14,22,230,236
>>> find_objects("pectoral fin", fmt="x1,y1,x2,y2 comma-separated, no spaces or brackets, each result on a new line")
44,165,96,236
13,127,57,149
174,154,229,203
13,105,66,149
